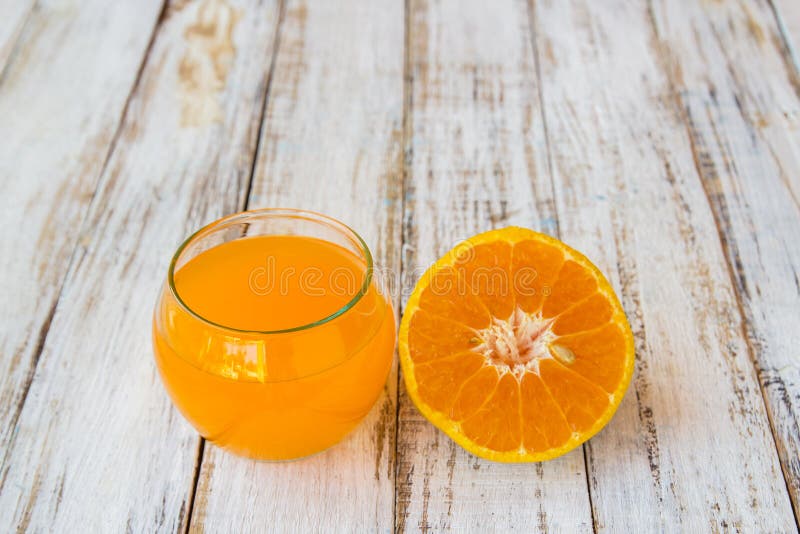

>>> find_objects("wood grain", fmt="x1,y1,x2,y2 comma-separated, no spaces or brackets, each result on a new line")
188,0,404,530
651,0,800,519
0,0,164,467
396,0,594,531
771,0,800,78
0,0,36,76
532,0,797,530
0,0,281,530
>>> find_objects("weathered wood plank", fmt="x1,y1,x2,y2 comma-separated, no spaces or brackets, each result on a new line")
0,0,281,530
0,0,36,75
771,0,800,77
396,0,593,531
774,0,800,35
188,0,404,530
651,0,800,519
0,0,164,462
532,0,797,530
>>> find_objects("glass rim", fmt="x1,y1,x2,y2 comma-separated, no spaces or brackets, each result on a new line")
167,207,374,335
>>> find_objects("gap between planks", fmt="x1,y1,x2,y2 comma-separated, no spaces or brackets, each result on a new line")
392,0,413,530
768,0,800,88
238,0,287,213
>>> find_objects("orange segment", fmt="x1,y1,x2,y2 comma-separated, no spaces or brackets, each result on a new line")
399,226,635,462
552,293,615,335
407,310,479,363
541,260,598,317
418,265,491,329
538,359,611,433
511,238,564,314
554,323,628,393
455,241,515,320
460,373,522,451
451,366,501,421
415,352,485,413
519,373,573,451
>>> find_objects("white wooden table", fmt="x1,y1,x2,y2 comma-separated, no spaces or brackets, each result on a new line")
1,0,799,531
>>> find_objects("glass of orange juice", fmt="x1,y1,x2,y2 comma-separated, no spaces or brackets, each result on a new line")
152,208,396,460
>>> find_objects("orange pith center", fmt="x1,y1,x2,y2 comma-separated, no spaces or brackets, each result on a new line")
476,308,555,378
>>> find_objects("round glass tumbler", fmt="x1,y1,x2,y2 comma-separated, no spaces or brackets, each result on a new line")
152,209,396,460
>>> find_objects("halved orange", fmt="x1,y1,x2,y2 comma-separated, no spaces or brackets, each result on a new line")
399,227,634,462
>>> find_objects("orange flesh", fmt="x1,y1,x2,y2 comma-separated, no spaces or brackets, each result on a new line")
401,228,634,460
153,235,395,460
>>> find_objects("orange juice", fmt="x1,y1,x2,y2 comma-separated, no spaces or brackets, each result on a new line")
153,215,395,460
